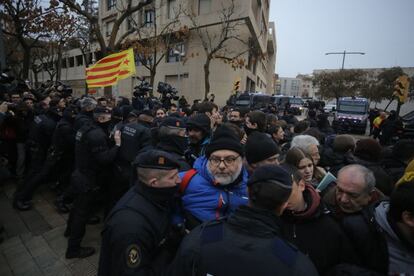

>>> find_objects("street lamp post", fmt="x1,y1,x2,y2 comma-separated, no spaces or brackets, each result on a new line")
325,50,365,69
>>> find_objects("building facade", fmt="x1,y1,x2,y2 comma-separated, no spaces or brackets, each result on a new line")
32,0,277,106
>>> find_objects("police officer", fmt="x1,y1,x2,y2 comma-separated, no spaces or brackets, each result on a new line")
73,97,96,131
65,106,121,259
53,107,77,213
108,111,152,213
167,165,318,276
13,103,61,210
156,117,191,171
98,150,181,276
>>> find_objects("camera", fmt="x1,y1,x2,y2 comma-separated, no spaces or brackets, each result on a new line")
157,82,179,100
55,82,73,97
133,80,153,98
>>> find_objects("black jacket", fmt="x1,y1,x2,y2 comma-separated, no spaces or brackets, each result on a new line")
28,112,59,150
354,157,393,196
281,185,357,275
319,147,356,175
340,203,389,275
98,184,176,276
73,122,119,191
167,205,318,276
52,118,75,156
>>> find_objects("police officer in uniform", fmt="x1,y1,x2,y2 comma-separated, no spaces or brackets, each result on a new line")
13,104,61,210
167,165,319,276
155,117,191,171
98,150,181,276
108,113,152,213
65,106,121,259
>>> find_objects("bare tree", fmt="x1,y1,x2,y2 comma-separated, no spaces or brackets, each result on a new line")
1,0,52,78
186,0,257,99
57,0,153,56
122,1,188,89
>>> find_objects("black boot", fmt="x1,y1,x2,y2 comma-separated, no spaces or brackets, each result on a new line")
65,246,95,259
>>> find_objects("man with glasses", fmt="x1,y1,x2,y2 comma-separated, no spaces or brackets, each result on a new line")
168,165,318,276
177,125,248,230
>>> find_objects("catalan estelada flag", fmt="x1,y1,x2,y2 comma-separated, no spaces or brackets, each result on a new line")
86,48,136,88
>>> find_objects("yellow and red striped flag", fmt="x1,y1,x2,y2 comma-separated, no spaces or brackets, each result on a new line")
86,48,136,88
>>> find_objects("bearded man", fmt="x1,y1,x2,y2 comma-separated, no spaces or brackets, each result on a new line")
177,126,248,230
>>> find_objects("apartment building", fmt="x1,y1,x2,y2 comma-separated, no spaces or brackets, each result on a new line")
32,0,277,106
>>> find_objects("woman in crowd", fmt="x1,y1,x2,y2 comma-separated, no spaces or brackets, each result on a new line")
285,147,325,187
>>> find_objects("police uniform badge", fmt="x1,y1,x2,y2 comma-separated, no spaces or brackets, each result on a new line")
126,244,141,268
158,156,165,165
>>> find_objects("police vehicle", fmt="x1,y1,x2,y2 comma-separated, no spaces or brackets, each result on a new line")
231,92,272,110
272,96,305,115
332,97,369,134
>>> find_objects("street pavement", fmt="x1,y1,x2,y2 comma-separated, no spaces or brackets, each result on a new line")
0,180,102,276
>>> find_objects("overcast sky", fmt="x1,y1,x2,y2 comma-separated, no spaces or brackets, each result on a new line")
269,0,414,77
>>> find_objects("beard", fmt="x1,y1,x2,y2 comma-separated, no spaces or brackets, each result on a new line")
208,161,243,185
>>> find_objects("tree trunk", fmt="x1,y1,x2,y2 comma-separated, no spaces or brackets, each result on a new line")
149,69,156,97
33,69,39,87
22,47,31,79
203,58,211,100
104,86,112,98
56,44,63,81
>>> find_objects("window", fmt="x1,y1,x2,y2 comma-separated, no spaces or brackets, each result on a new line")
167,43,185,63
253,57,257,74
107,0,116,10
106,21,114,37
168,0,176,19
68,57,75,67
199,0,211,15
144,10,154,27
76,55,83,66
61,58,67,68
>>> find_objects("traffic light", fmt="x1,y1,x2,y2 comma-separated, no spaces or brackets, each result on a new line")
393,75,410,103
233,78,241,92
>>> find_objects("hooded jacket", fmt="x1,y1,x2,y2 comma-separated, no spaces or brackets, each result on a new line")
178,156,248,228
374,202,414,274
168,205,319,276
282,184,357,275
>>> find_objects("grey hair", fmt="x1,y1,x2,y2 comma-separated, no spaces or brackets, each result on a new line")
290,135,320,154
338,164,376,193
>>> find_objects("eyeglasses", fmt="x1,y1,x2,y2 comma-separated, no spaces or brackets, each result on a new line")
209,155,240,167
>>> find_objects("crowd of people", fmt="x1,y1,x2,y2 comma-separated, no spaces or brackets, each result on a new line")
0,82,413,275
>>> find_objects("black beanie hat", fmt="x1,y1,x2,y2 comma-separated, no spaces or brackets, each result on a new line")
186,113,211,134
247,164,293,188
205,125,244,158
245,132,280,164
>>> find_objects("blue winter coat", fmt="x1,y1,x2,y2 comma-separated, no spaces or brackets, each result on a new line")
178,156,249,223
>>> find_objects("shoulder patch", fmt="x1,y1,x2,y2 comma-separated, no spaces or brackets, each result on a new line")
126,244,141,268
